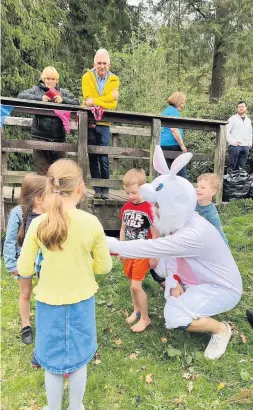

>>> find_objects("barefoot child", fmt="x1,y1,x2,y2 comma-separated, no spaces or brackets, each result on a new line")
196,173,228,244
17,159,112,410
3,173,46,345
120,169,158,333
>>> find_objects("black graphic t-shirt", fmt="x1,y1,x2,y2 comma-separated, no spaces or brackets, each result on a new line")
120,201,154,240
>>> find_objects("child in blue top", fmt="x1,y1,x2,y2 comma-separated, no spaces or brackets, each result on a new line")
3,173,46,345
196,173,228,245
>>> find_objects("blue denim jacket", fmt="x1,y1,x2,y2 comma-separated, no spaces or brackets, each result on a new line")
3,206,22,272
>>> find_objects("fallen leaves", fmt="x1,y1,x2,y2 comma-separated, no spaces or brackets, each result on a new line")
161,337,167,343
166,346,182,358
187,381,193,393
240,369,252,381
115,338,122,346
145,373,153,384
240,334,247,344
128,353,138,360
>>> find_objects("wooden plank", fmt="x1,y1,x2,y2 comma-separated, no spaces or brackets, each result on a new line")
112,134,119,175
214,125,227,205
78,111,89,211
88,145,150,158
88,178,123,189
163,150,212,161
2,138,77,153
0,129,5,230
4,117,151,136
1,97,228,130
150,118,161,180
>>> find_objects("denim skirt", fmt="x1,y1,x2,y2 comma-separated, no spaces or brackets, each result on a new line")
34,296,97,374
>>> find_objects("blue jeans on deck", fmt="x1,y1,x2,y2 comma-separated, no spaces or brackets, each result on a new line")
228,145,250,170
88,125,110,194
161,145,187,179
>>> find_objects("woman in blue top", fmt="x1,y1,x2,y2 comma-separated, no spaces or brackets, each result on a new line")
160,92,187,178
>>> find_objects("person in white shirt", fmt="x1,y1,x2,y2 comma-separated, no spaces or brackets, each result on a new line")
226,101,252,170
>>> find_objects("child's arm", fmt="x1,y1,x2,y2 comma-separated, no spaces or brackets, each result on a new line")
212,213,229,246
17,220,40,277
3,207,21,274
92,219,112,274
149,226,160,269
120,221,126,241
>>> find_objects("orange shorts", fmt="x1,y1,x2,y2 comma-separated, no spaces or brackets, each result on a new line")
123,258,150,281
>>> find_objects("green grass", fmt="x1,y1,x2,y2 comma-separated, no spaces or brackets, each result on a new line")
1,199,253,410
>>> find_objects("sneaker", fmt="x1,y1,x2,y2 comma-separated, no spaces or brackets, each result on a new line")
21,326,33,345
94,189,102,199
101,191,109,200
246,309,253,328
204,322,232,360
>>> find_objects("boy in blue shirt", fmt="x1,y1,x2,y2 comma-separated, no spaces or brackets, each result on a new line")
196,173,228,245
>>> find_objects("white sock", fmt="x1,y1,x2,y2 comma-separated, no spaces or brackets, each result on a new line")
68,365,87,410
44,370,64,410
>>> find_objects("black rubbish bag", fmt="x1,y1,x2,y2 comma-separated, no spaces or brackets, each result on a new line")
248,174,253,199
223,169,251,201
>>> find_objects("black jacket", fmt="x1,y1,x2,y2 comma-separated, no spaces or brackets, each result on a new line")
18,81,79,142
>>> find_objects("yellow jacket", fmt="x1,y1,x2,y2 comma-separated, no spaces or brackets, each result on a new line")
82,69,119,125
17,209,112,305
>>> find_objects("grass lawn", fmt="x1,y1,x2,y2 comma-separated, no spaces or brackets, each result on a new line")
1,199,253,410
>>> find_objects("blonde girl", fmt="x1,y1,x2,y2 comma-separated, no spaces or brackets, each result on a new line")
17,159,112,410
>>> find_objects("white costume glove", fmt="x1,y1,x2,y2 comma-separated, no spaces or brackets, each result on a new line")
106,236,121,255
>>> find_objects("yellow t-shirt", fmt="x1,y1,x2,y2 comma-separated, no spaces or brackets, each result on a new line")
17,209,112,305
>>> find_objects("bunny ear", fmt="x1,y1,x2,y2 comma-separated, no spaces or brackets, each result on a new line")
153,145,170,175
170,152,193,176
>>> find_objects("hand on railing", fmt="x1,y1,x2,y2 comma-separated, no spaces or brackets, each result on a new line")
112,89,119,101
42,95,51,102
85,98,94,107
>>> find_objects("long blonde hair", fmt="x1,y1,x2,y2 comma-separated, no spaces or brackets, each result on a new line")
17,173,47,246
37,159,84,251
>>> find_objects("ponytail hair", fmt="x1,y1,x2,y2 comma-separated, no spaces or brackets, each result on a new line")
37,159,84,251
17,173,47,246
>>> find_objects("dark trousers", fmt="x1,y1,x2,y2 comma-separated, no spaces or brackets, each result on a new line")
88,125,110,193
161,145,187,179
228,145,249,170
33,149,65,175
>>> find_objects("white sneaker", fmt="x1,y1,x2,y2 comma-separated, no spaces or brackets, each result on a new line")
204,322,232,360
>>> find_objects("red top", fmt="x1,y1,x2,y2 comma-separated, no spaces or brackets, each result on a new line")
120,201,154,240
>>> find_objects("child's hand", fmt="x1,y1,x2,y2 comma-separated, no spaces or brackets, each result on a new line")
149,258,158,269
117,255,124,263
170,283,184,298
11,270,18,277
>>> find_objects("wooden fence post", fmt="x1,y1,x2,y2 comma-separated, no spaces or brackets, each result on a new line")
1,129,7,231
214,125,227,205
112,133,119,175
77,111,89,209
150,119,161,181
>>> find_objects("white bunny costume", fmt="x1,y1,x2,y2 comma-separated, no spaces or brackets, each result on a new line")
107,146,242,335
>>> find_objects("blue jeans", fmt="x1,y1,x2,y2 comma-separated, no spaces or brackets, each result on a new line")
228,145,249,170
161,145,187,179
88,125,110,193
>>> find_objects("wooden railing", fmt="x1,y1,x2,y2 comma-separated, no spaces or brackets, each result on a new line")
1,96,227,229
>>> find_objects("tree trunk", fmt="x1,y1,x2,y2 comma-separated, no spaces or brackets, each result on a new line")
210,3,227,101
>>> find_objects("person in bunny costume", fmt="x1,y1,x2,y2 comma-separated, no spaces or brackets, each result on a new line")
107,146,242,360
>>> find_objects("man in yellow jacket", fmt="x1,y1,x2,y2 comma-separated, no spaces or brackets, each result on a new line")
82,49,120,199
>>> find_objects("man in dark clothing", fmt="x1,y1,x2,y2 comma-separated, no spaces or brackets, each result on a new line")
18,66,79,174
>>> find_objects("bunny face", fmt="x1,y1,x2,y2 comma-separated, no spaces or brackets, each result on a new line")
140,146,197,234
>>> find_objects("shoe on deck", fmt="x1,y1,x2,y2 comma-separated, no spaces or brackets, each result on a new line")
21,326,33,345
204,322,232,360
101,192,109,200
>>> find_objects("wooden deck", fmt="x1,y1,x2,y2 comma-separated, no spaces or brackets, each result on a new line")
3,186,128,231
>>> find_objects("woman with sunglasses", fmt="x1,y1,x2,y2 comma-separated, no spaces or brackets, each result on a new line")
18,66,79,175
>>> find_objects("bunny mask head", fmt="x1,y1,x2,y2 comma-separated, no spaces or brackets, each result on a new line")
141,146,197,235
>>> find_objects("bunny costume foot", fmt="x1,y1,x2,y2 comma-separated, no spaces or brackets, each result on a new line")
107,146,242,359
